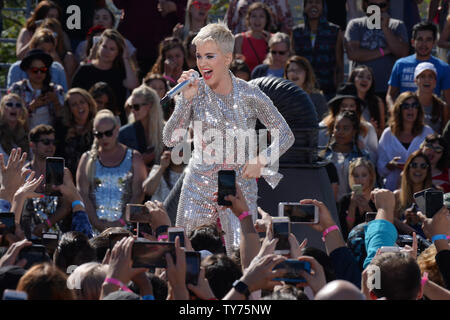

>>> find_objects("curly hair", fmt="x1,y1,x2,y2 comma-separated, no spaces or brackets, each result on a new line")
417,245,445,287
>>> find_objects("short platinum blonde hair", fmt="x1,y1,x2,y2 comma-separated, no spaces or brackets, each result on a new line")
192,21,235,54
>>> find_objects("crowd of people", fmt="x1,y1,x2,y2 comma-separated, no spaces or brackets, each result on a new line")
0,0,449,302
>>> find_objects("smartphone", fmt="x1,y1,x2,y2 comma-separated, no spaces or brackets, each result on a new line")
45,157,64,196
272,260,311,283
0,212,15,235
132,239,175,268
42,232,59,255
18,244,48,267
365,212,377,223
217,170,236,206
397,234,413,247
125,204,150,223
413,188,433,213
272,217,290,255
445,193,450,209
92,35,101,46
351,184,363,195
278,203,319,224
379,246,400,253
185,251,201,286
108,232,130,250
425,190,444,218
168,227,185,248
2,289,28,300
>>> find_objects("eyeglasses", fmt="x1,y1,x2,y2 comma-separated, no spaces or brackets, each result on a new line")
93,125,115,139
368,2,388,9
29,67,48,74
38,139,56,146
409,162,429,169
400,102,420,110
130,103,149,112
192,1,212,10
424,143,444,153
270,50,288,55
5,102,22,108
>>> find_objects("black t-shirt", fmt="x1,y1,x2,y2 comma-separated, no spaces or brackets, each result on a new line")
72,63,127,110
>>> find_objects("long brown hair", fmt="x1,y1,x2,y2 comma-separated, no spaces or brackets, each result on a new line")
151,37,188,75
284,55,318,94
63,88,97,138
38,18,66,58
389,91,424,137
25,0,62,32
399,150,432,210
95,29,126,71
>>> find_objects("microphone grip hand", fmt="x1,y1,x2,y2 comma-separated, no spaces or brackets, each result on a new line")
179,70,199,102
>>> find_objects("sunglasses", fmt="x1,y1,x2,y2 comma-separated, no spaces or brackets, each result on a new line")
368,2,388,9
425,143,444,153
130,103,149,112
5,102,22,108
192,1,212,10
93,125,115,139
38,139,56,146
270,50,287,55
400,102,420,110
409,162,429,169
29,67,48,74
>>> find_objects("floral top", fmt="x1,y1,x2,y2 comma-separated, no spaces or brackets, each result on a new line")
8,79,64,130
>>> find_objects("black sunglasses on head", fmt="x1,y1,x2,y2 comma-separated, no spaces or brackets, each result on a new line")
93,125,115,139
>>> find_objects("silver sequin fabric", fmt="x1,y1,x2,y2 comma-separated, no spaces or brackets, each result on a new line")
92,148,133,222
163,73,294,255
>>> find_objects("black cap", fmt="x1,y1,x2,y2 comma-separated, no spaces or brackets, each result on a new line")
20,49,53,71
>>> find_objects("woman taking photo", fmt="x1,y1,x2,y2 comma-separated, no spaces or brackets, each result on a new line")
8,49,64,129
234,2,272,72
0,94,29,161
378,91,434,191
76,110,147,233
251,32,291,79
322,110,369,202
348,65,386,138
284,55,328,121
72,29,139,123
150,37,189,88
119,84,165,170
338,157,377,240
420,133,450,192
55,88,97,178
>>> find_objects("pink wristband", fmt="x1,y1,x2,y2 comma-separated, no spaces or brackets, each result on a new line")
238,211,250,221
421,272,429,287
104,277,133,293
322,225,339,242
379,47,385,56
158,234,168,241
46,219,52,228
119,218,126,226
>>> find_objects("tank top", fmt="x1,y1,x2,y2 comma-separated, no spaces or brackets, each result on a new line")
92,148,133,222
241,32,268,72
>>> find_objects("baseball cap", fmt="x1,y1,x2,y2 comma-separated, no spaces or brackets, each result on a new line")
414,62,437,80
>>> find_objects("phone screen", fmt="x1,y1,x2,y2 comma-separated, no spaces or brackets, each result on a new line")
18,245,48,268
272,260,311,283
126,204,149,223
45,157,64,196
425,190,444,218
185,251,200,286
217,170,236,206
283,204,316,223
273,221,290,252
42,233,59,255
169,230,185,247
0,212,15,235
132,240,175,268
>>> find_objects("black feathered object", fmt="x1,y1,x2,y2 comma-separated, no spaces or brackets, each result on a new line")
249,76,319,166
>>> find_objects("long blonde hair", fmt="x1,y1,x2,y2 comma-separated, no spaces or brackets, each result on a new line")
127,84,164,161
63,88,97,138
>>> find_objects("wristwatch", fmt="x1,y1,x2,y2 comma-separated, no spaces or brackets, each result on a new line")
232,280,250,298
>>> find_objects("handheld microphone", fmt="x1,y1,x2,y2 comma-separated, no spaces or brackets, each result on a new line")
160,71,200,105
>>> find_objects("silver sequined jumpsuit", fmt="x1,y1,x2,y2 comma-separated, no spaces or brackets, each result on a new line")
163,74,294,254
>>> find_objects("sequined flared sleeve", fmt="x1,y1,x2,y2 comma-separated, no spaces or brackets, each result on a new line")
251,84,295,187
162,95,194,147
